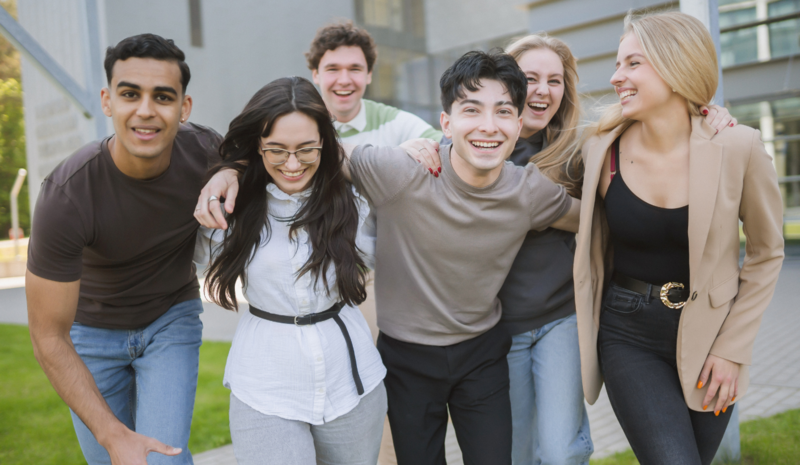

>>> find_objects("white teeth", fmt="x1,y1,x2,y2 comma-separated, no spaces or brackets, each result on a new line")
619,90,637,100
529,103,548,109
471,141,500,148
281,170,305,177
333,90,354,96
135,128,156,134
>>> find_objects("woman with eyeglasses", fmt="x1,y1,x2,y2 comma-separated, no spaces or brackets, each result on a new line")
574,11,784,465
193,76,387,465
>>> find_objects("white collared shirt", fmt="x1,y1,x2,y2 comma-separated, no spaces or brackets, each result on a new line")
194,184,385,424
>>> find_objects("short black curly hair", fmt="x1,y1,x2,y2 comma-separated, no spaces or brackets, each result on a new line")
305,21,377,72
440,49,527,115
104,33,191,93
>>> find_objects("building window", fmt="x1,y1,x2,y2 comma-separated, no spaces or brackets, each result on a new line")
189,0,203,47
720,0,800,67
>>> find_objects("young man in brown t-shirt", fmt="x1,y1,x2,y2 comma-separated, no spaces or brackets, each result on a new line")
26,34,220,465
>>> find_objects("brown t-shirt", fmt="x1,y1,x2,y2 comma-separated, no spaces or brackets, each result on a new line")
349,144,571,345
27,123,222,329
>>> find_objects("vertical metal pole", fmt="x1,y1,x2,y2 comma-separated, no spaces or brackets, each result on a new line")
82,0,108,138
10,169,27,259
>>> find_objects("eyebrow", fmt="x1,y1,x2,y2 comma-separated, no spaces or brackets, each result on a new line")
263,140,319,147
527,72,564,79
324,63,364,69
460,99,515,108
116,81,179,96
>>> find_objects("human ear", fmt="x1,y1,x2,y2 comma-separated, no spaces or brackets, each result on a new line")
100,88,112,117
440,111,451,139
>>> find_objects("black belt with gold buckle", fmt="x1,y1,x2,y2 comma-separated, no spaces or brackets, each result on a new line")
611,272,690,309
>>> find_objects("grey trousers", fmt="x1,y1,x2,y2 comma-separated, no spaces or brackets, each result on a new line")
229,382,387,465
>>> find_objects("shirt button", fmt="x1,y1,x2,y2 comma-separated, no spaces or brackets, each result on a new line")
301,299,308,305
691,291,698,301
318,388,323,393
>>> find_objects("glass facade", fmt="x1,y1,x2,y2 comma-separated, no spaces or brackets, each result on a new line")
720,0,800,67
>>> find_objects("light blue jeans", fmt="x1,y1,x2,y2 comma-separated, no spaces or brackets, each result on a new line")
507,313,593,465
68,298,204,465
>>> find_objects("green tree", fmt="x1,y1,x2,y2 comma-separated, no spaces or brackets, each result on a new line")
0,0,28,238
0,78,28,237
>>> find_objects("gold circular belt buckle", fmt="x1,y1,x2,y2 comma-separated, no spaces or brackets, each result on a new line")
660,282,686,309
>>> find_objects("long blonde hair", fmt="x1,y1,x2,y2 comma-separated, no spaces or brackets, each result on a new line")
506,34,583,198
594,11,719,135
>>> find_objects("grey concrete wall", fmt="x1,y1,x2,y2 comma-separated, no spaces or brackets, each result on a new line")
424,0,529,54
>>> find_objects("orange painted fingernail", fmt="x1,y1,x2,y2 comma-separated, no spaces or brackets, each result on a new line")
697,381,703,389
732,396,736,402
715,410,720,416
722,407,727,413
703,405,708,410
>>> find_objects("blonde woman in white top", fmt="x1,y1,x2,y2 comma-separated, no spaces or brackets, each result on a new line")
194,76,386,465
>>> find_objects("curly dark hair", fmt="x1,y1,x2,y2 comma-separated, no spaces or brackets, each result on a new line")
305,21,377,72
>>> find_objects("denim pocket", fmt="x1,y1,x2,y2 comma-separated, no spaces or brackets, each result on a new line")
602,284,643,315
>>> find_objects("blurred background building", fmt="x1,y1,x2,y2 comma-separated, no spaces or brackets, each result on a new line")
6,0,800,221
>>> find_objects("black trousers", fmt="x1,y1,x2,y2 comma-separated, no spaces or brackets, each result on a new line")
377,324,512,465
598,282,733,465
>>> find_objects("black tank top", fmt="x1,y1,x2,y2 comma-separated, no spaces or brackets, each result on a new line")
604,138,691,285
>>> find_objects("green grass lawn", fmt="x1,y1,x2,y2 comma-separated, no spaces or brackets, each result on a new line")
591,408,800,464
3,322,799,464
0,324,232,464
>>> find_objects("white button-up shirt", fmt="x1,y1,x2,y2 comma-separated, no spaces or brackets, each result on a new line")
194,184,385,424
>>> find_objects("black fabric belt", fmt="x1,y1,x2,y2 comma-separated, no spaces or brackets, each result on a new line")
611,272,690,304
249,302,364,395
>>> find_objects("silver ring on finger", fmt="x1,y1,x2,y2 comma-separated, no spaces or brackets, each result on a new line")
208,195,219,204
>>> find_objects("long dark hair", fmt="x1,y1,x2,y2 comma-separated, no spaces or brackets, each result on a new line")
205,76,367,310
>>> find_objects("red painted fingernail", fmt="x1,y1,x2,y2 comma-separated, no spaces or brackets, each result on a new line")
703,405,708,410
434,171,439,178
697,381,703,389
428,168,433,174
702,109,709,115
438,167,442,173
730,123,734,127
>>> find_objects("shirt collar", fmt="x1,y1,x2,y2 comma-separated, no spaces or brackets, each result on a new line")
333,99,367,133
266,183,313,203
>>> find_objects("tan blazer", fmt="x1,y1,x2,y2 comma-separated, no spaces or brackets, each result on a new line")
573,116,785,411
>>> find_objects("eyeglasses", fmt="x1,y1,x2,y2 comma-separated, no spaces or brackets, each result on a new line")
260,146,322,165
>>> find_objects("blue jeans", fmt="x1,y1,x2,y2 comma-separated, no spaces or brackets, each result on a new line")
507,313,593,465
69,298,204,465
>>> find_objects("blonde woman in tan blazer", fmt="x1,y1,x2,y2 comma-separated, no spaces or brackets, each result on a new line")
574,11,784,465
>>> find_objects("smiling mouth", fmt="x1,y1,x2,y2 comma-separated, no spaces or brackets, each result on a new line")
333,90,355,96
471,141,501,149
528,102,549,111
133,128,160,134
279,168,306,177
619,90,637,101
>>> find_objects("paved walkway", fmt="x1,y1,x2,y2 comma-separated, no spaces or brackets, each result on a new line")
3,257,798,464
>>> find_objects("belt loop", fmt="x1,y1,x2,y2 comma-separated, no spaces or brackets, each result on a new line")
645,283,652,304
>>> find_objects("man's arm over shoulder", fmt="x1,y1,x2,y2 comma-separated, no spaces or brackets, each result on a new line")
397,109,443,143
348,144,421,207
